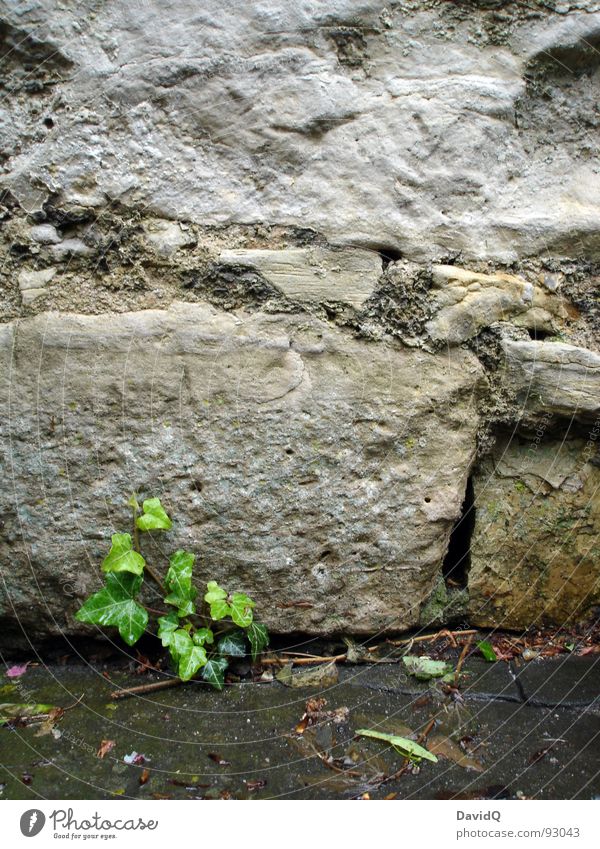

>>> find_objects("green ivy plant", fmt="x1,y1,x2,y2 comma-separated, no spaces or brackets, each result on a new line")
75,495,269,690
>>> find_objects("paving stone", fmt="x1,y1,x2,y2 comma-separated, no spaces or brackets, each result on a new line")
0,660,598,799
511,656,600,709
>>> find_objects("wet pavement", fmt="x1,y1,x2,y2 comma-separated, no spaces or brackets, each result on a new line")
0,656,598,800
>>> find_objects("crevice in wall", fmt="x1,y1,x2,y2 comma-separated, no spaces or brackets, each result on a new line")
443,475,475,590
526,326,554,341
378,246,403,270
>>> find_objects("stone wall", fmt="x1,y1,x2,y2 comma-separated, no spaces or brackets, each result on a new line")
1,1,599,645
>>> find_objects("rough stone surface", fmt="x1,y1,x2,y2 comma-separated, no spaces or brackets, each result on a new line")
501,339,600,422
425,266,568,345
0,302,483,641
218,247,381,307
1,0,600,642
2,2,600,262
18,267,57,304
469,437,600,630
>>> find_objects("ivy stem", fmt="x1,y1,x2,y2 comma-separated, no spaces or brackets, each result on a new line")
131,495,166,594
144,605,170,616
144,562,166,594
111,678,185,700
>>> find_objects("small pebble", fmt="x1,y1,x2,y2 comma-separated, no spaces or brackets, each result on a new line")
522,648,539,662
30,224,61,244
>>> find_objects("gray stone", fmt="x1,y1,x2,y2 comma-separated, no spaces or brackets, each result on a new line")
425,266,567,345
29,224,61,245
0,301,484,640
218,247,381,307
1,0,600,644
501,340,600,421
2,2,600,262
144,220,198,256
18,267,57,304
469,437,600,630
49,239,93,260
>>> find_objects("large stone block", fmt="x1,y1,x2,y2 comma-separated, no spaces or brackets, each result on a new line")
217,247,381,307
469,437,600,630
2,2,600,262
501,340,600,422
0,303,484,642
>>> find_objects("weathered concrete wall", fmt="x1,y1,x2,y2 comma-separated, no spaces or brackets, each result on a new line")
1,0,600,643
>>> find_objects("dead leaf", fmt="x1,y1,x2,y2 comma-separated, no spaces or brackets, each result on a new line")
34,707,65,737
295,698,349,734
133,652,154,675
139,768,150,785
528,742,562,765
168,778,210,789
306,697,327,715
579,645,600,656
208,752,231,766
295,716,310,734
343,638,373,663
331,706,350,723
428,734,484,772
244,779,266,792
97,740,116,759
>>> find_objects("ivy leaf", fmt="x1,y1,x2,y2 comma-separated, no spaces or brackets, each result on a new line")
246,622,269,662
355,729,438,763
477,640,497,662
209,599,232,621
169,629,193,662
164,550,197,617
217,631,247,657
167,629,207,680
167,597,196,618
157,613,179,648
204,581,227,603
136,497,172,532
229,592,255,628
178,646,207,682
402,656,453,681
128,493,140,511
204,582,230,620
75,573,147,646
204,581,227,604
193,628,214,646
166,550,195,595
202,657,228,691
101,533,145,576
